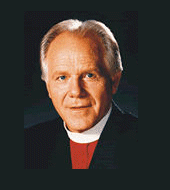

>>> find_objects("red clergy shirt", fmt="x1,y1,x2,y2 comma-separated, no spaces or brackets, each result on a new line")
70,140,98,169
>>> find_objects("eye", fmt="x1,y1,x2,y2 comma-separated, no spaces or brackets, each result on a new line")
56,76,66,81
86,73,94,78
60,76,66,80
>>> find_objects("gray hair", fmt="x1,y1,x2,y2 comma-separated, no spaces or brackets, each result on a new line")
40,19,123,82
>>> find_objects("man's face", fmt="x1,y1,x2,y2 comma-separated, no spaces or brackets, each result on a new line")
46,32,116,133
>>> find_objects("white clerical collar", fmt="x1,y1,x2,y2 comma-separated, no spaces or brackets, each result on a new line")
64,106,112,144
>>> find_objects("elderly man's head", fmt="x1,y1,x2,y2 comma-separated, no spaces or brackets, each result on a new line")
40,19,123,133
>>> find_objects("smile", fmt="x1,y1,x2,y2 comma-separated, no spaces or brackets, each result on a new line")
70,106,91,110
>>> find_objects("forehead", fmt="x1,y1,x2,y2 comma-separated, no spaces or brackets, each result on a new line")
46,32,103,69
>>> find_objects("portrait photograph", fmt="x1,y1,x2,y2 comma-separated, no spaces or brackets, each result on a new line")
24,11,138,169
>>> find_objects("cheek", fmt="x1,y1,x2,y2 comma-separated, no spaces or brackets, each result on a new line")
49,84,66,105
89,81,112,107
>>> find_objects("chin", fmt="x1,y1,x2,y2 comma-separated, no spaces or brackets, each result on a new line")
65,118,95,133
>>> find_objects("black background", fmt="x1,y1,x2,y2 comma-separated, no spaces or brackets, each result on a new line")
24,11,138,128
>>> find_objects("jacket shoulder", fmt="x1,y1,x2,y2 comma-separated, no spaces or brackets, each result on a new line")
24,117,62,136
122,112,138,128
24,117,63,169
106,105,138,143
24,117,63,152
112,102,138,133
116,112,138,139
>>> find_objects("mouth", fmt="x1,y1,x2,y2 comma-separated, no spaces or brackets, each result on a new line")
69,105,91,111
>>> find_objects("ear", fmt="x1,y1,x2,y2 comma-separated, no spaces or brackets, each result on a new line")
111,72,122,95
46,82,52,99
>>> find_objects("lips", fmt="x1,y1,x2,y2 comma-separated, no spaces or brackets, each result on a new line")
70,105,91,109
67,105,92,112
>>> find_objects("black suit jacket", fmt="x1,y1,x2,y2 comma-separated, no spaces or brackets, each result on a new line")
24,102,138,169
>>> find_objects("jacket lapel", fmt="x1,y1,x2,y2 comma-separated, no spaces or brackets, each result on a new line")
89,102,138,169
89,102,125,169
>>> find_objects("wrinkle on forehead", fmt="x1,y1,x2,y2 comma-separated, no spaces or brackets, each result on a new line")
46,32,105,75
46,32,104,64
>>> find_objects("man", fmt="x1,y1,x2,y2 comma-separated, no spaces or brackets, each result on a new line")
24,19,138,169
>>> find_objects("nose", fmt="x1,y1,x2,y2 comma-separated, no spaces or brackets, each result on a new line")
68,76,85,98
